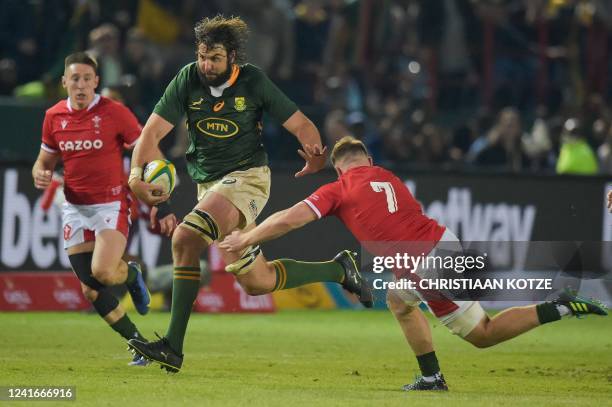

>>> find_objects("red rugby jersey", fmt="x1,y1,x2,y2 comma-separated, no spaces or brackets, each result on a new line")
303,165,445,248
41,95,141,204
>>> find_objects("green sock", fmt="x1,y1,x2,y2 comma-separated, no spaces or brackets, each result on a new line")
110,314,145,341
536,302,561,324
271,259,344,291
125,263,138,285
165,266,201,353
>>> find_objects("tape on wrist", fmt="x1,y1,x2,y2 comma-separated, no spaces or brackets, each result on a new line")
128,167,143,184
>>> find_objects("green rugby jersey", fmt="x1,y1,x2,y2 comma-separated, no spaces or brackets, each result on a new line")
154,63,298,182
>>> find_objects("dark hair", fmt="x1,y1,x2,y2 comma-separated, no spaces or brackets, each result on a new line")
331,136,369,165
64,52,98,74
194,15,248,63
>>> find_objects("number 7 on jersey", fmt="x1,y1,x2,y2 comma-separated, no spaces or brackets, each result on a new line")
370,181,398,213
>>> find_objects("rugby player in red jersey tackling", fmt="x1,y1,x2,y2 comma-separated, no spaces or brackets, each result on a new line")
221,136,607,390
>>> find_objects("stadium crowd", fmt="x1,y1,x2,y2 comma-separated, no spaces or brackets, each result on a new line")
1,0,611,174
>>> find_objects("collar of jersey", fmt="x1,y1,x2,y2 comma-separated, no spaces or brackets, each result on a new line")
208,65,240,97
340,164,372,177
66,93,101,112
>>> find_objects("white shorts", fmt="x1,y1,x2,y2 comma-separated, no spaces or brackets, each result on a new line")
391,228,486,338
62,199,130,249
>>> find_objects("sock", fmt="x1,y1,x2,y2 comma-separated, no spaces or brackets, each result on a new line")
165,266,201,353
536,302,562,324
110,314,145,341
416,351,440,378
125,263,138,285
556,304,571,317
271,259,344,291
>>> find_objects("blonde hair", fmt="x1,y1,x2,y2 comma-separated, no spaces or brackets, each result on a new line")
330,136,369,165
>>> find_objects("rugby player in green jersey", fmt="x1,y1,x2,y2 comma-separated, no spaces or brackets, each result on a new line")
126,15,372,372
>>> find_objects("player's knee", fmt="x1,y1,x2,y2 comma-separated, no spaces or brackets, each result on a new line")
176,210,219,254
91,264,116,285
80,284,98,303
464,322,497,348
172,227,207,258
386,293,414,317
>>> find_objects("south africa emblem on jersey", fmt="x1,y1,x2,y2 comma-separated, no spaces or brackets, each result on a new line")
234,97,246,112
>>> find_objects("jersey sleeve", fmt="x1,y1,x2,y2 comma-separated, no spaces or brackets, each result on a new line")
40,113,58,153
302,182,341,218
153,64,190,125
256,68,298,124
115,103,142,147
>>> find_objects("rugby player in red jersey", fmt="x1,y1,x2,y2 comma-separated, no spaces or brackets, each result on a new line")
31,52,172,365
221,136,607,390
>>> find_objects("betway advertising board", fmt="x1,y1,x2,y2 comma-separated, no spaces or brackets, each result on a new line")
0,166,609,271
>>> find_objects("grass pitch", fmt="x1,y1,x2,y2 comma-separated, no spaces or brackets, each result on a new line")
1,310,610,406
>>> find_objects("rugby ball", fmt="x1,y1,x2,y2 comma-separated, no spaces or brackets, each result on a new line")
143,159,176,195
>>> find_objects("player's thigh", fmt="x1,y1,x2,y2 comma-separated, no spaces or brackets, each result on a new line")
66,241,95,256
91,229,127,273
439,301,488,340
194,190,242,237
173,191,242,261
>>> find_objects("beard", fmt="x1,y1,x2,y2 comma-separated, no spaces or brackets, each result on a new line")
197,63,233,87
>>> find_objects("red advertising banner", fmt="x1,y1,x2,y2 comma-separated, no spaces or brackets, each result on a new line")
194,273,275,313
0,272,89,311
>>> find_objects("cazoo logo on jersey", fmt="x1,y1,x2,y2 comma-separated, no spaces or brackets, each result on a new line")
59,139,103,151
196,118,239,138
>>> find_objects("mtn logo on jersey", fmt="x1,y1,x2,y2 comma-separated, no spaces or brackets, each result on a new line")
59,139,103,151
196,118,239,138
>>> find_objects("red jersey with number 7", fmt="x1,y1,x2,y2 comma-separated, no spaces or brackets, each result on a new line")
303,166,445,245
40,95,141,205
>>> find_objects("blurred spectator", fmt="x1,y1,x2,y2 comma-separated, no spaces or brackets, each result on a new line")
228,0,295,81
1,1,610,174
597,122,612,174
414,123,449,165
292,0,331,104
418,0,481,110
468,107,530,171
0,0,39,83
122,28,165,116
88,23,123,88
323,109,351,146
0,58,17,95
556,118,599,175
523,105,554,170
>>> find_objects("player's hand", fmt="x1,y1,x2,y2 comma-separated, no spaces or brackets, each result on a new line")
295,144,327,177
150,206,177,237
608,190,612,212
33,169,53,189
219,231,249,252
129,178,169,206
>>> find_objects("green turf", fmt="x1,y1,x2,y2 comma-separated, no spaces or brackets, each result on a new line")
0,310,610,406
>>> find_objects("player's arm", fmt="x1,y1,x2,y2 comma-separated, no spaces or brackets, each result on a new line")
219,202,317,252
128,113,174,205
32,149,60,190
283,111,327,177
